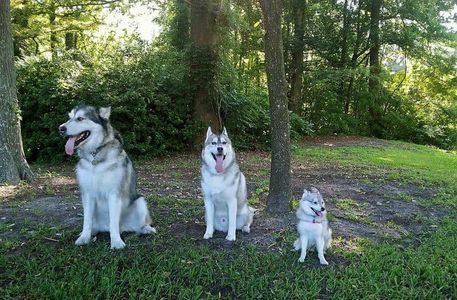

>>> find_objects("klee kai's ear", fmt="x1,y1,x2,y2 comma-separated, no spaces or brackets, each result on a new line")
206,126,213,142
99,106,111,120
310,187,319,193
222,126,228,137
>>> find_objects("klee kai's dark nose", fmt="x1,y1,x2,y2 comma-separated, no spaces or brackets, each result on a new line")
321,207,325,211
59,125,67,133
217,147,223,153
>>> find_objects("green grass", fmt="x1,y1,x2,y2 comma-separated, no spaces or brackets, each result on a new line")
1,141,457,299
293,141,457,207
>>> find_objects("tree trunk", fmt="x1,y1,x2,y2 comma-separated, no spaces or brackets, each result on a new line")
190,0,222,132
49,9,58,58
368,0,382,135
172,0,190,51
289,0,306,115
65,32,77,50
260,0,291,214
0,0,33,184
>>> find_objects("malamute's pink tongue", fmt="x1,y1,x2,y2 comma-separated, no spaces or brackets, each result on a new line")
65,136,76,155
215,155,224,173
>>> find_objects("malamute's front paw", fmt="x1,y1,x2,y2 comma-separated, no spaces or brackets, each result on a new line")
298,256,306,263
110,239,126,250
225,234,236,241
75,233,91,246
319,258,329,265
203,231,213,239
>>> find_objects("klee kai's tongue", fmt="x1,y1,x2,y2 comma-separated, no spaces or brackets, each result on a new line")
215,155,224,173
65,136,76,155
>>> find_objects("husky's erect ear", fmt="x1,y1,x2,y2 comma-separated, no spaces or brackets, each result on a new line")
222,126,228,137
99,106,111,120
302,189,309,199
206,126,213,142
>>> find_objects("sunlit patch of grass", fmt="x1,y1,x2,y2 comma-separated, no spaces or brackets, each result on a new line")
293,142,457,207
335,198,372,224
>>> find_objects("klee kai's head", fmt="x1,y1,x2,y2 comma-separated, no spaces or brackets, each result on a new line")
299,187,326,218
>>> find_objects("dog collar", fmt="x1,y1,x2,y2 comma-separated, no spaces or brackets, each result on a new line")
298,216,322,224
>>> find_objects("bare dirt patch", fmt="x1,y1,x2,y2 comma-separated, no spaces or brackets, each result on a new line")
0,137,451,253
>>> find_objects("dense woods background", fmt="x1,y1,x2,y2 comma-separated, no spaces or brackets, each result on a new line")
9,0,457,162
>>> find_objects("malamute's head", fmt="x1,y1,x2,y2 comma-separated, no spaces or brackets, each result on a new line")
59,104,111,155
299,187,326,218
202,126,233,174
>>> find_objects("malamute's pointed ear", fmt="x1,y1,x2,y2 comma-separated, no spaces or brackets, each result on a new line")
222,126,228,137
99,106,111,120
68,108,76,118
302,189,309,198
206,126,213,142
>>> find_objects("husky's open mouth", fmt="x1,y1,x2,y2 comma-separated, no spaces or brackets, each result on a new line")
65,131,90,155
211,153,226,174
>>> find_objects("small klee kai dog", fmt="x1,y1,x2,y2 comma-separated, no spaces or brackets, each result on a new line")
294,187,332,265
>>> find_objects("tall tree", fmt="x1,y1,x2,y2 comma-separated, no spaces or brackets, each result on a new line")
289,0,306,114
260,0,291,214
0,0,33,184
368,0,382,135
190,0,223,131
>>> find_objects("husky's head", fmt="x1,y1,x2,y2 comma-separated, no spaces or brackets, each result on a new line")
299,187,326,218
202,126,233,174
58,104,111,155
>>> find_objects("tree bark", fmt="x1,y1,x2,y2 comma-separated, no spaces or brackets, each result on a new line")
49,10,58,58
289,0,306,115
368,0,382,135
260,0,291,214
65,32,77,50
0,0,33,184
172,0,190,51
190,0,222,132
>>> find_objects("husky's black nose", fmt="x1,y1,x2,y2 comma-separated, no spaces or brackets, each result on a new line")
217,147,223,153
59,125,67,134
321,207,325,211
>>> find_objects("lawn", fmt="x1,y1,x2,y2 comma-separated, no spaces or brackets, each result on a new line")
1,137,456,299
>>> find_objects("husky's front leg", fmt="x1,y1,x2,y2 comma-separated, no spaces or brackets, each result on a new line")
108,195,125,249
75,192,94,246
226,199,237,241
203,198,215,239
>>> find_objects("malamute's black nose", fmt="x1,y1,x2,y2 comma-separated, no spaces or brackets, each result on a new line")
217,147,223,153
321,207,325,211
59,125,67,133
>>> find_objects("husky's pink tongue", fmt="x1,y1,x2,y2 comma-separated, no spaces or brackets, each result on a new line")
65,136,76,155
215,155,224,173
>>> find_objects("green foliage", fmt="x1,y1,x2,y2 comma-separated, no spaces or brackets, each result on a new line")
16,45,199,161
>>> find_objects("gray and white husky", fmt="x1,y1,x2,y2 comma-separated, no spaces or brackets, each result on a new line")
294,187,332,265
59,104,155,249
201,127,254,241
